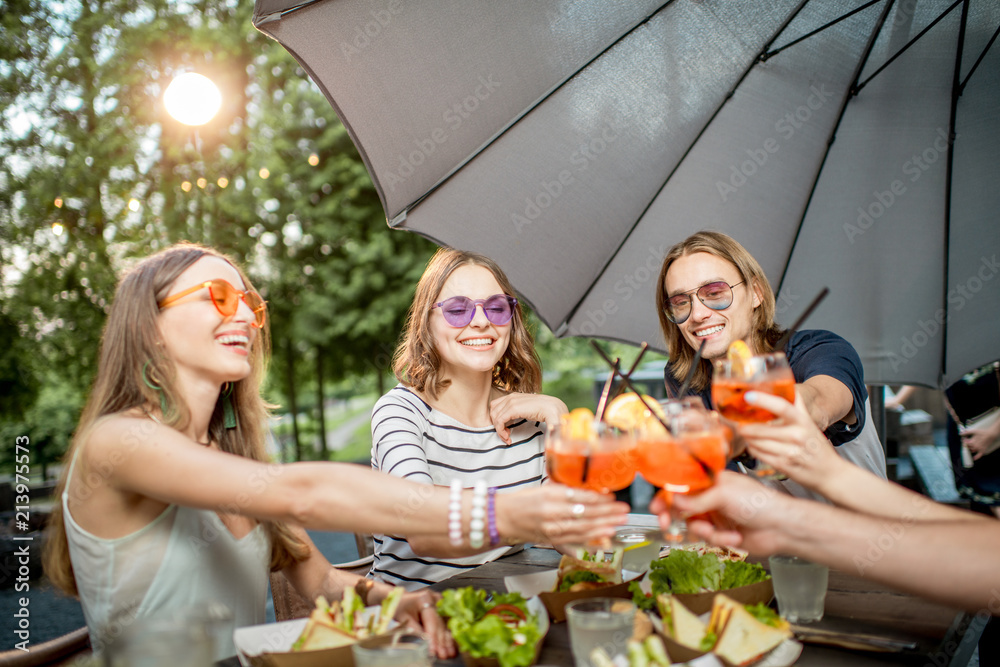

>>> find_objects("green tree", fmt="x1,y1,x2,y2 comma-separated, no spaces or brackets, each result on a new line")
0,0,436,467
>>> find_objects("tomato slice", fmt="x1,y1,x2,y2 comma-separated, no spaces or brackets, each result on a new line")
484,604,527,625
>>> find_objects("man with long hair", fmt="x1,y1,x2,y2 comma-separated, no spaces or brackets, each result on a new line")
654,231,886,498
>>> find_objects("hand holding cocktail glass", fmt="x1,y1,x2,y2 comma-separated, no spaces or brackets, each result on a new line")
712,343,795,478
635,398,729,543
736,391,843,496
545,407,637,552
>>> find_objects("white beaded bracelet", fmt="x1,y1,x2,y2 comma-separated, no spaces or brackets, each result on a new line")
469,480,488,549
448,480,463,547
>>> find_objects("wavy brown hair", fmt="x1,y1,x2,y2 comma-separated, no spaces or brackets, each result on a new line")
44,243,309,597
393,248,542,398
655,231,784,393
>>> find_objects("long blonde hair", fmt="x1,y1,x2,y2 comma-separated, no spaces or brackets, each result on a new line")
393,248,542,399
655,231,784,393
44,243,308,596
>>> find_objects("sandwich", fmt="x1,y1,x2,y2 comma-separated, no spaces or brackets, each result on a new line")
656,595,713,652
555,552,623,592
708,595,791,666
291,586,404,652
290,596,356,652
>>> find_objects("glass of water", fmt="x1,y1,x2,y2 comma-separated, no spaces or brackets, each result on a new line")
768,554,829,623
351,632,432,667
565,598,635,667
615,527,664,574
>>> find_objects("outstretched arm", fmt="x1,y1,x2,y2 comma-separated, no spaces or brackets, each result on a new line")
796,374,856,430
664,472,1000,612
739,392,973,523
82,416,627,544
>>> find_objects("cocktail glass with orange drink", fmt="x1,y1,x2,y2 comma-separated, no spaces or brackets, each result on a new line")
546,406,637,553
712,341,795,477
634,398,729,543
546,410,637,494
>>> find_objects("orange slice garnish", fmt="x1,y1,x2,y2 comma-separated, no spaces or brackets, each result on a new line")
726,339,753,377
561,407,596,440
605,393,664,431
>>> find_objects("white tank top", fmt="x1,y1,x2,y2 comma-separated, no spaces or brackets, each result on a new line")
61,449,270,660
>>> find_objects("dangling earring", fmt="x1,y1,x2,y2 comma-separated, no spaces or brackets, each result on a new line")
220,382,237,429
142,361,169,415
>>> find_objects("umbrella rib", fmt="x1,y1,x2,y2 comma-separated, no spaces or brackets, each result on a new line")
941,0,971,388
253,0,326,25
958,21,1000,94
763,0,883,61
854,0,964,95
776,0,897,296
560,0,813,333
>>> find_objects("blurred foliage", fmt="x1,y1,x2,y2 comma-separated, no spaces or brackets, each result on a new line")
0,1,667,473
0,0,435,470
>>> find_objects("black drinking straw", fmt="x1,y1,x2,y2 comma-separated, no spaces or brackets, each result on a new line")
589,340,716,481
607,342,650,406
676,340,706,400
594,358,620,423
771,287,830,353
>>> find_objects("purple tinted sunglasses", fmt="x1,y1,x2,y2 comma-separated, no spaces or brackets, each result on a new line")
432,294,518,327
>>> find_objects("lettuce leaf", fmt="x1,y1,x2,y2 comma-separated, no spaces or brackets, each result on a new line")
744,602,782,627
558,570,604,592
647,549,723,595
438,588,541,667
719,560,769,590
629,581,656,611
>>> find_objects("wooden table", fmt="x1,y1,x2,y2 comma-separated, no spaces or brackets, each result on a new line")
426,545,970,666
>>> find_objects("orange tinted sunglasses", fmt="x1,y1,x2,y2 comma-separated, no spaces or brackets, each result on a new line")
158,279,267,329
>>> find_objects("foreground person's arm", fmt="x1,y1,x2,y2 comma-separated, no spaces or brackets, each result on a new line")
84,416,627,544
740,392,973,523
663,472,999,612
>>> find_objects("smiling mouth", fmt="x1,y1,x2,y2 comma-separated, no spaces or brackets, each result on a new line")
218,334,250,349
695,324,724,338
460,338,495,348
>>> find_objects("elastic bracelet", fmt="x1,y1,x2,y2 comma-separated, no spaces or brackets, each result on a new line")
487,487,500,547
469,480,488,549
448,479,463,547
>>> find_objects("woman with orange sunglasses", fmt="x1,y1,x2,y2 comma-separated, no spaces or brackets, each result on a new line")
43,243,627,661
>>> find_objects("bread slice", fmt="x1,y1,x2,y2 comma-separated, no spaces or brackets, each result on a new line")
292,608,356,651
657,595,708,651
712,599,791,666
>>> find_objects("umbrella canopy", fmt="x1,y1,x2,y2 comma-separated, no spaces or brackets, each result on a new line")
253,0,1000,388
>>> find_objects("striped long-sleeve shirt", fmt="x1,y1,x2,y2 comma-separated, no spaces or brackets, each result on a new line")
368,385,547,588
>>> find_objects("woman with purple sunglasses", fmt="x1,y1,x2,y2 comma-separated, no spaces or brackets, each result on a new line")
369,248,576,587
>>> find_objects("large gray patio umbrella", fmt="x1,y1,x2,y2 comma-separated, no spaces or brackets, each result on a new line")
253,0,1000,388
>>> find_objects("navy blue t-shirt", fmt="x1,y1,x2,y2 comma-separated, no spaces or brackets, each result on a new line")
664,329,868,447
